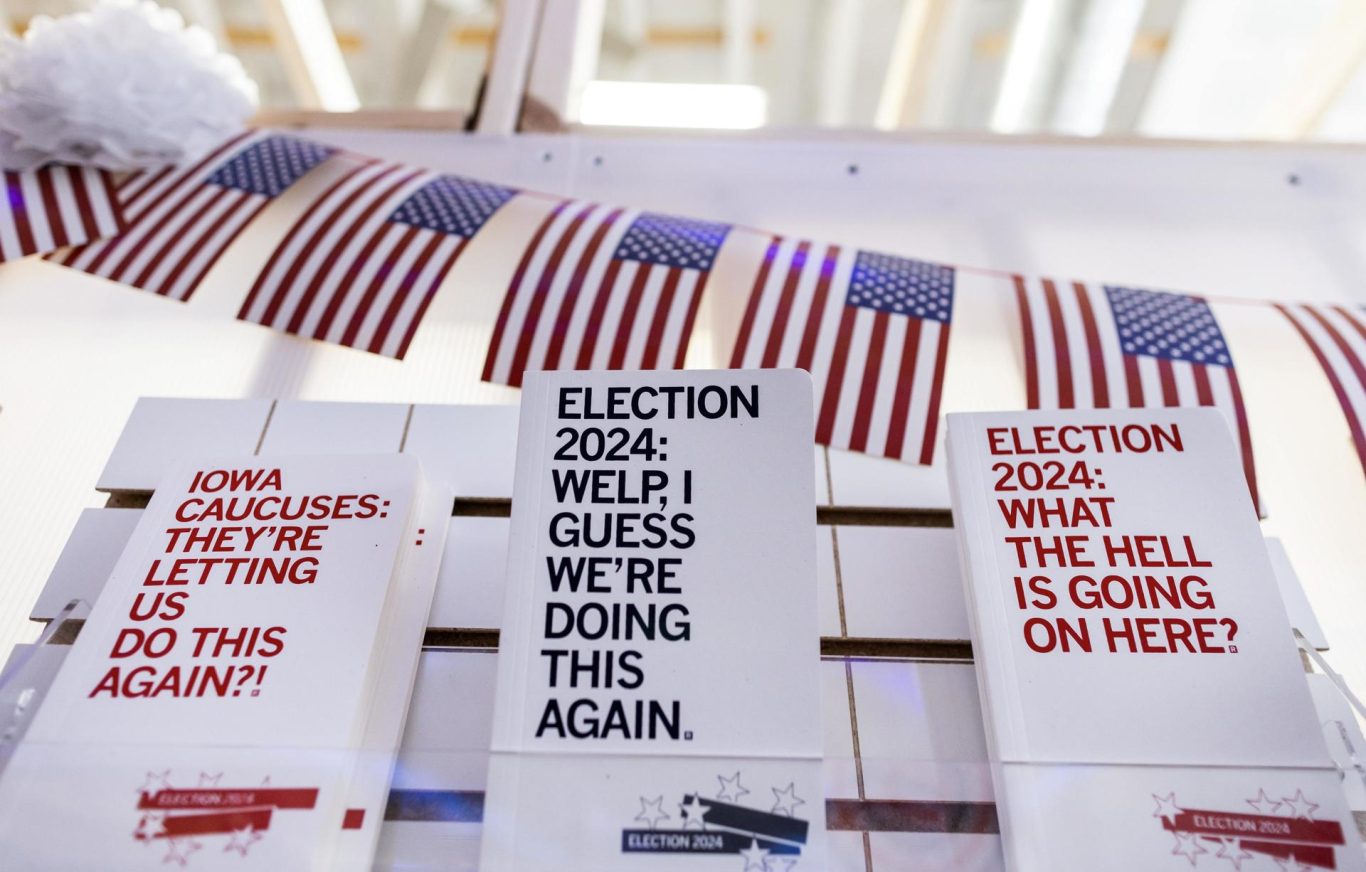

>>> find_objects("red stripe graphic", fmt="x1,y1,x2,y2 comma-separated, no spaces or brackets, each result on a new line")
509,203,598,379
544,208,623,369
642,269,682,369
576,258,625,371
1073,281,1109,407
1226,368,1261,512
762,241,809,368
815,305,859,445
35,169,67,248
848,311,889,452
1014,275,1040,409
920,323,953,465
883,317,924,459
1041,279,1074,408
484,201,569,382
795,245,839,373
1277,304,1366,478
6,171,36,255
608,265,653,370
1157,358,1180,406
730,236,781,368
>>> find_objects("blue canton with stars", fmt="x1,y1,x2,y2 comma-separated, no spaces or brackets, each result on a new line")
207,135,335,198
389,175,518,237
1105,285,1232,367
846,251,955,323
612,212,730,270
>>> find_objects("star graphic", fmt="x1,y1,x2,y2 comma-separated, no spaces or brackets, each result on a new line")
198,772,223,788
1246,789,1282,815
162,838,202,867
1170,831,1207,866
1214,837,1253,870
134,812,169,842
224,825,262,857
634,796,670,831
679,794,707,830
1275,856,1314,872
1278,790,1319,821
770,783,805,817
717,772,750,802
138,770,173,797
768,859,799,871
1152,792,1182,823
739,838,770,872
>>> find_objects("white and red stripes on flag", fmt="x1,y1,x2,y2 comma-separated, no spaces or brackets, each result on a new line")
46,130,334,301
238,165,517,359
1014,277,1261,510
1276,303,1366,478
730,239,954,464
1,165,122,262
482,203,731,387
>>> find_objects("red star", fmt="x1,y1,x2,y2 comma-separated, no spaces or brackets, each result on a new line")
1214,837,1253,870
162,838,201,867
138,770,173,797
1170,832,1207,866
1278,790,1319,821
133,812,168,842
1246,790,1282,815
1152,792,1182,822
224,825,262,857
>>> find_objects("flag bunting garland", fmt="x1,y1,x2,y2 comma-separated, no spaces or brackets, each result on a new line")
1015,277,1262,511
1275,303,1366,477
1,164,123,262
47,130,334,301
15,128,1366,484
482,203,731,387
237,165,518,359
730,239,953,464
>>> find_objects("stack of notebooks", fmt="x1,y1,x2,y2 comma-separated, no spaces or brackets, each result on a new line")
947,408,1364,871
0,453,449,870
481,369,827,871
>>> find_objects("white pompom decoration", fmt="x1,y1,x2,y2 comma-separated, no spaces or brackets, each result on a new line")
0,0,258,171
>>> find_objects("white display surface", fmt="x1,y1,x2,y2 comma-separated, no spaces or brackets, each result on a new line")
482,369,825,871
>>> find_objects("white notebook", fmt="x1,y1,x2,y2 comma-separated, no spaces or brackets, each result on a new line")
481,369,826,871
0,453,448,870
946,408,1363,871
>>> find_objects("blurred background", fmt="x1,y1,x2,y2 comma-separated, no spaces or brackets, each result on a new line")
7,0,1366,142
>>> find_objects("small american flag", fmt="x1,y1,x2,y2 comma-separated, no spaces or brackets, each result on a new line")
47,130,334,301
731,239,954,464
239,165,516,358
1276,303,1366,478
1015,277,1261,510
482,203,731,386
1,165,122,262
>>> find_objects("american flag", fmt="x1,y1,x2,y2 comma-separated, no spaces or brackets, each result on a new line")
1276,303,1366,478
730,240,954,464
482,203,731,386
238,166,517,359
47,130,334,301
1,165,123,262
1015,278,1261,510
